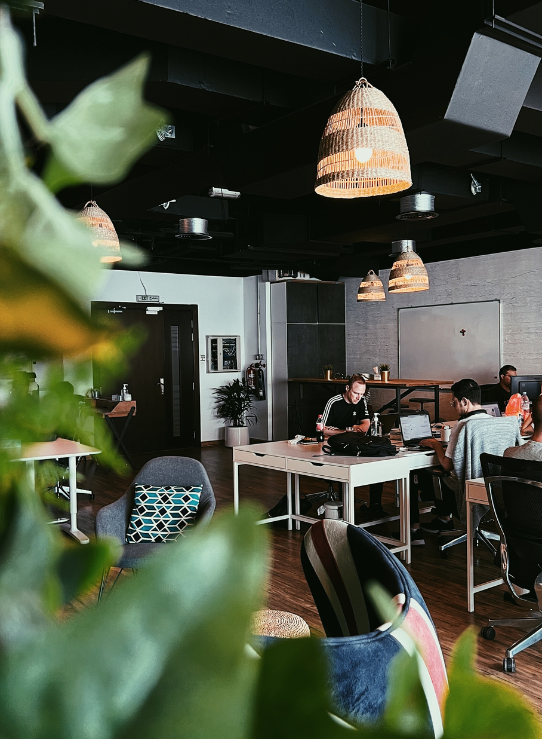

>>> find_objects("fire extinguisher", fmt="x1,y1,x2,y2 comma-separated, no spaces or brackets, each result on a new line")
246,364,257,393
246,362,266,400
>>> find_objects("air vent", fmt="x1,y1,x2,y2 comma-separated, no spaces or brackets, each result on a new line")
396,192,438,221
175,218,212,240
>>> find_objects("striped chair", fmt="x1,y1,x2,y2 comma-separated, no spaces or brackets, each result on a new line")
302,520,447,734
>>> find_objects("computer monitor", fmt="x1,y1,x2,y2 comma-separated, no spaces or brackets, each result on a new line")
510,375,542,401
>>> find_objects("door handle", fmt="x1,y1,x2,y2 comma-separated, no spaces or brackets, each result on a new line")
157,377,165,395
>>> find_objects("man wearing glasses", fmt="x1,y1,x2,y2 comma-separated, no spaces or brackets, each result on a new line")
481,364,517,413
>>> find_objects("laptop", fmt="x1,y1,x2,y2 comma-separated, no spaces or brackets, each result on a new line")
380,413,398,436
399,411,433,449
481,403,501,418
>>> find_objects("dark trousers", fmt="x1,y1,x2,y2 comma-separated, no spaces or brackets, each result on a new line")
409,469,457,525
338,482,383,507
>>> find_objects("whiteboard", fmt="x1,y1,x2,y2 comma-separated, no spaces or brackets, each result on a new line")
398,301,501,385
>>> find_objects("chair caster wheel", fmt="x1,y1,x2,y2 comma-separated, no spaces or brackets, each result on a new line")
503,657,516,673
481,626,496,640
440,551,448,559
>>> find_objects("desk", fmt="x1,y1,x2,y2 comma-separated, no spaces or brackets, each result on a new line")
466,478,504,612
16,439,101,545
290,378,453,422
233,440,437,564
94,399,136,467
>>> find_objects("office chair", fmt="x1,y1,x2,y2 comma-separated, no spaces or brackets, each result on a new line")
300,520,447,732
424,416,520,557
480,453,542,673
96,456,216,600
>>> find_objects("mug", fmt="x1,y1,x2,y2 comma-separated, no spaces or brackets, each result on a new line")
441,426,451,443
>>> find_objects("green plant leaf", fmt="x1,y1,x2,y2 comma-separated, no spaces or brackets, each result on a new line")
443,628,542,739
56,540,120,607
382,650,433,738
0,507,268,739
251,637,358,739
42,55,166,188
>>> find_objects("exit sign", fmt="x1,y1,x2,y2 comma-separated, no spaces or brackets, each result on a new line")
136,295,161,303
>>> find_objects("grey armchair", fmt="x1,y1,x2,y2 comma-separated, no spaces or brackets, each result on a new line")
96,456,216,599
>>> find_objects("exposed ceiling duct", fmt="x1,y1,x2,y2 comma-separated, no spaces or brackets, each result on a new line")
396,192,438,221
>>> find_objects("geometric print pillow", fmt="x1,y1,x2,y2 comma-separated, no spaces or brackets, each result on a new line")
126,485,202,543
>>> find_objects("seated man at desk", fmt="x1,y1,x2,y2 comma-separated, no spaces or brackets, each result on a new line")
481,364,516,413
322,374,387,517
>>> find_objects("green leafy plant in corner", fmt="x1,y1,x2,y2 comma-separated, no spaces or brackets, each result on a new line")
0,7,540,739
214,378,257,427
379,364,390,372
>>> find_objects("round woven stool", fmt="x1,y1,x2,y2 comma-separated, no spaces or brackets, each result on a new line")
252,609,310,638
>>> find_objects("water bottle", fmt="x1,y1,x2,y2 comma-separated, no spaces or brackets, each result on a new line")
521,392,531,418
316,414,324,443
371,412,382,437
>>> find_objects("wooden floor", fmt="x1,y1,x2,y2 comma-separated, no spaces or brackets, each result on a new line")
72,444,542,714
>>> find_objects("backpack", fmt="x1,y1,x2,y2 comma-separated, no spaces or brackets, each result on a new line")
322,432,398,458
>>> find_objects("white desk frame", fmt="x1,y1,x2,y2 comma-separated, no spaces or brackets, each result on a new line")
16,439,101,545
233,441,437,565
466,478,504,612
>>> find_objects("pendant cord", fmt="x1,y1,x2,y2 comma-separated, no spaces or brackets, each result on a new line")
360,0,363,79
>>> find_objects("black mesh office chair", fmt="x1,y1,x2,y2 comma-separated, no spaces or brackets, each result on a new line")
479,453,542,673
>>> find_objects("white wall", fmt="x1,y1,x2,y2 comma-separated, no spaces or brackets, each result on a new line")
92,270,245,442
344,246,542,381
242,276,271,440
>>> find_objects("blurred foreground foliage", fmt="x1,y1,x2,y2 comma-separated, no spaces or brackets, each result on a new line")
0,7,540,739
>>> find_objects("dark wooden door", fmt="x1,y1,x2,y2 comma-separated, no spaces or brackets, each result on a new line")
91,303,200,453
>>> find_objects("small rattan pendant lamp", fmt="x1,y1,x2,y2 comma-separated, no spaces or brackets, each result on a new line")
77,201,122,263
357,270,386,301
315,2,411,199
388,240,429,293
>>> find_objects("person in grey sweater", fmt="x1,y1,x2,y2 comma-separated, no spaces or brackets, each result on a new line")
505,395,542,461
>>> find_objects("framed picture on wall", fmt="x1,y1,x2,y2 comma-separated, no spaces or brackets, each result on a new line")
206,336,241,372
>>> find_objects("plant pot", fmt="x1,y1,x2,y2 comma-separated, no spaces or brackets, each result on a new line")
225,426,250,448
381,370,390,383
324,370,333,381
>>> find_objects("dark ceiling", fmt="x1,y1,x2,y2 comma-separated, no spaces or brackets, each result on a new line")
16,0,542,278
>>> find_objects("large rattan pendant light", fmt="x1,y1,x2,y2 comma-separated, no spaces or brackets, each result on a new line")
357,270,386,301
388,240,429,293
315,2,411,199
77,201,122,263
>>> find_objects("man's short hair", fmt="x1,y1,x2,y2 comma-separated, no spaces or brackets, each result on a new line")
347,374,367,388
451,378,481,405
499,364,516,378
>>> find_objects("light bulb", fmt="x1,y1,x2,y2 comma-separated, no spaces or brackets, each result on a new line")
353,147,373,164
403,273,412,279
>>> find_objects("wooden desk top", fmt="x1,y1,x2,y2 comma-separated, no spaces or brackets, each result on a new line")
92,399,137,417
289,378,453,388
17,438,101,461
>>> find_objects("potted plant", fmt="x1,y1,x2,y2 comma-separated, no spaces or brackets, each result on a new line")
214,378,257,447
379,364,391,382
323,364,333,381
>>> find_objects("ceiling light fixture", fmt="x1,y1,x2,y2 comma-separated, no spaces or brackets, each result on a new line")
314,2,411,199
357,270,386,301
208,187,241,199
388,240,429,293
77,201,122,263
396,192,438,220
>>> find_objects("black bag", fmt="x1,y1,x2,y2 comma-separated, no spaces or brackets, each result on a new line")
322,432,398,457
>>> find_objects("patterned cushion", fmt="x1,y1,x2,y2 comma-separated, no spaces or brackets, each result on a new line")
126,484,202,543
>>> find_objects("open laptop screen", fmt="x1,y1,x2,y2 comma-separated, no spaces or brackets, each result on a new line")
399,413,432,444
481,403,501,418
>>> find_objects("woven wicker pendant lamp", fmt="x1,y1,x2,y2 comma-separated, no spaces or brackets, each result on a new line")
388,240,429,293
77,201,122,263
315,1,411,199
357,270,386,301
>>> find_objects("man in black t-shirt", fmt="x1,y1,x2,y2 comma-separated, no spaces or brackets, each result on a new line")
321,374,387,517
481,364,516,413
322,373,371,434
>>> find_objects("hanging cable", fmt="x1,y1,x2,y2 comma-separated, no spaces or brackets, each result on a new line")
359,0,364,79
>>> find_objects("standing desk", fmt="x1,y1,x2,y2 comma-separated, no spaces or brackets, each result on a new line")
290,378,453,422
16,438,101,544
466,478,503,612
233,440,437,564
